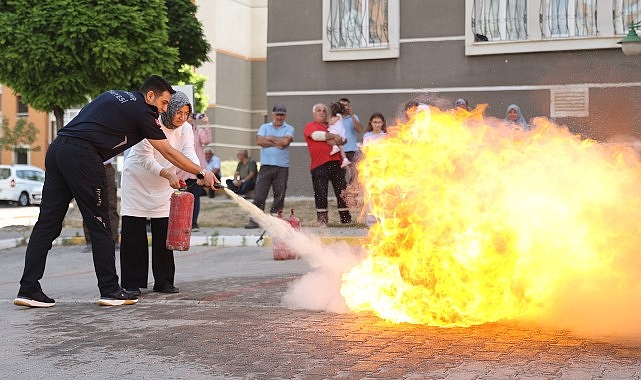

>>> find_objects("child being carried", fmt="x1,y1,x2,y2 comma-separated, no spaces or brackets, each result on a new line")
328,102,351,169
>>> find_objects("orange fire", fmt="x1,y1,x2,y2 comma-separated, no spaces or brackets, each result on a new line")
341,105,641,327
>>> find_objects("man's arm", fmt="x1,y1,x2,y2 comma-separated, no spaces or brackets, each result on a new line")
351,115,364,133
310,131,344,145
148,139,219,187
257,135,293,149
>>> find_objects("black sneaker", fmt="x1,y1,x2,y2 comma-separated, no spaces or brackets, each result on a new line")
191,224,200,232
244,221,259,229
153,286,179,294
14,290,56,308
98,288,138,306
125,288,142,297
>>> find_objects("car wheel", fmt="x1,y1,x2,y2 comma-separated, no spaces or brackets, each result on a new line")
18,192,30,207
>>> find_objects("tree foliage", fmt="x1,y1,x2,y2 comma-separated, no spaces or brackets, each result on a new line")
175,65,210,113
0,118,41,153
165,0,211,85
0,0,179,130
164,0,211,112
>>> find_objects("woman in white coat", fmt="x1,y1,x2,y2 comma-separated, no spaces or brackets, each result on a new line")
120,91,200,295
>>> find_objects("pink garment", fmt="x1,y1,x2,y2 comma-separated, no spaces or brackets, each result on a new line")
177,122,212,180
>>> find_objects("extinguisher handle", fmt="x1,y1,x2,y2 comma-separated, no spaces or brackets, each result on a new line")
178,179,187,190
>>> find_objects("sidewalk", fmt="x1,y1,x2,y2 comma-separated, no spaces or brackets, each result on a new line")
0,193,370,250
0,224,369,250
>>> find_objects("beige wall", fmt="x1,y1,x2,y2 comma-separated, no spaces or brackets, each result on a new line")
195,0,268,165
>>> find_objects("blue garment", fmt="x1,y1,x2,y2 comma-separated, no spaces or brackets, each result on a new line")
505,104,529,131
257,122,295,167
206,156,220,172
342,114,361,153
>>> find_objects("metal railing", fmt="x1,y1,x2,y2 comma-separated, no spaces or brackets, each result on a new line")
326,0,389,49
472,0,640,41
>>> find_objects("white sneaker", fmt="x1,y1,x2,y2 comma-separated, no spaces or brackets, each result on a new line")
341,158,351,168
330,145,340,156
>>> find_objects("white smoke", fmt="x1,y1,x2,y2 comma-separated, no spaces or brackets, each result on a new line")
222,189,364,313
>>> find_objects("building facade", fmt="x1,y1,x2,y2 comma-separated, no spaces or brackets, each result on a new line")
0,87,50,169
195,0,268,162
267,0,641,195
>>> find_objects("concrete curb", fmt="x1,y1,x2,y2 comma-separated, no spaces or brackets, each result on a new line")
1,234,368,250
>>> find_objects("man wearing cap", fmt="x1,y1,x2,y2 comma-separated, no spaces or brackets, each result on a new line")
245,104,295,229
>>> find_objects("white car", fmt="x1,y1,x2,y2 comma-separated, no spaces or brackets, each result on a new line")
0,164,45,206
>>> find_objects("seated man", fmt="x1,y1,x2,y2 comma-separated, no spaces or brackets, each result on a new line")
204,147,221,198
225,149,257,196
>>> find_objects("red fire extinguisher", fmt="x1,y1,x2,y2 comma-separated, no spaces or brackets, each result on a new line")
166,188,195,251
273,209,301,260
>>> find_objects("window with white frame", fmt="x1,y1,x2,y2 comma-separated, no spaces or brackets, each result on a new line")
322,0,399,61
466,0,637,55
614,0,641,34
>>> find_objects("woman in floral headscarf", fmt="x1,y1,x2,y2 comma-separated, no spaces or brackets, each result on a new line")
119,91,199,296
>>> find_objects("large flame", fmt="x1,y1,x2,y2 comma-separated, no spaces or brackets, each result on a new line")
341,105,641,327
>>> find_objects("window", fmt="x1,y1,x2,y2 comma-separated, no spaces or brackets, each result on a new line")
472,0,527,41
323,0,399,61
466,0,628,55
17,96,28,116
0,168,10,180
14,149,28,165
540,0,597,38
614,0,641,34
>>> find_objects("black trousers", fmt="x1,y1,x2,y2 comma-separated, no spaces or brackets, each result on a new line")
83,163,119,243
184,178,204,228
19,136,118,297
310,161,352,222
120,216,175,290
253,165,289,214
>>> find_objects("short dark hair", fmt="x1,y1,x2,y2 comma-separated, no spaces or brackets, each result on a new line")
338,97,350,104
404,100,419,111
140,75,175,96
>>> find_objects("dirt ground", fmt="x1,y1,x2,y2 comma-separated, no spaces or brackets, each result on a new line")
63,193,367,229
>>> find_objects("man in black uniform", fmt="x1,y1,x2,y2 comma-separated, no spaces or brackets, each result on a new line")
14,75,219,307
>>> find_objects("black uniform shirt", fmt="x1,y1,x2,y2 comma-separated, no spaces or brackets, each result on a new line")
58,90,167,160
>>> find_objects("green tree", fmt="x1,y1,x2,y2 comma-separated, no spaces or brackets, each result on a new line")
0,117,41,155
164,0,211,113
165,0,211,81
0,0,179,131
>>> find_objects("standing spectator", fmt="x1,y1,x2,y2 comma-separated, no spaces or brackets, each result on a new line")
402,100,420,123
204,147,221,198
13,75,219,308
338,98,363,182
454,98,469,111
505,104,529,131
304,103,352,226
82,157,119,252
363,112,387,144
225,149,257,197
176,113,212,231
120,91,199,296
244,104,295,229
362,113,387,226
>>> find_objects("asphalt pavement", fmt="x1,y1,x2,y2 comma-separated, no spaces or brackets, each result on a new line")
3,226,641,379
